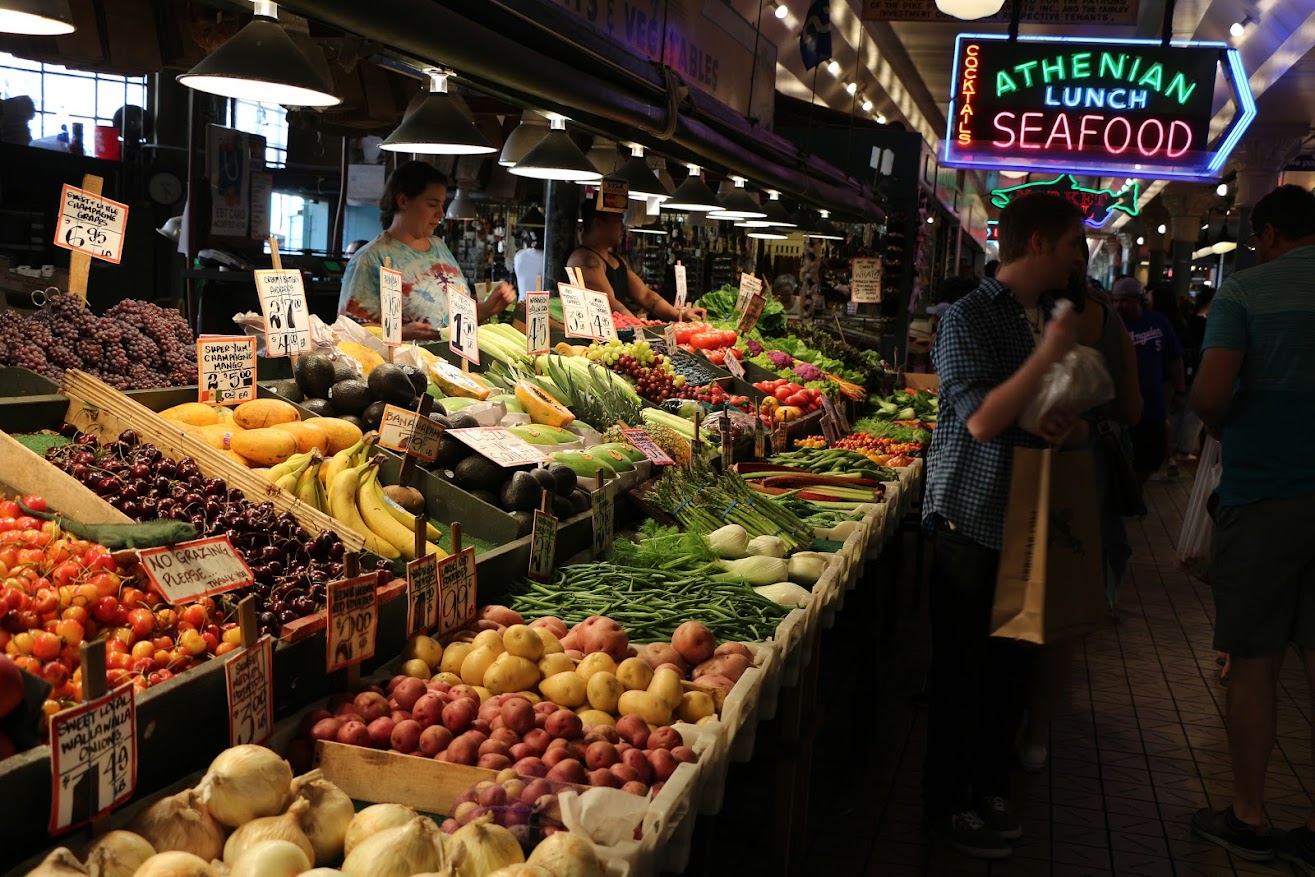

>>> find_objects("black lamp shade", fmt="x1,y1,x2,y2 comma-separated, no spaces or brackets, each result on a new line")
178,16,339,107
510,130,601,182
0,0,73,34
519,205,546,227
614,155,670,200
709,187,766,220
382,91,495,155
661,173,723,212
498,113,549,167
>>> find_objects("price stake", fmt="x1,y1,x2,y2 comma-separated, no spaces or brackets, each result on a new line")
592,473,615,557
380,265,403,346
528,493,557,582
54,183,128,265
820,415,842,444
255,268,313,357
736,293,765,335
663,322,677,355
584,289,617,341
735,272,763,314
753,404,765,460
197,335,256,406
620,428,674,465
447,426,549,467
558,284,595,339
436,541,478,638
724,352,745,379
448,290,480,365
525,291,551,355
821,394,851,434
49,681,136,834
138,536,253,606
225,634,273,748
406,551,439,636
850,257,883,304
720,420,733,469
674,261,688,309
379,403,443,463
326,574,378,673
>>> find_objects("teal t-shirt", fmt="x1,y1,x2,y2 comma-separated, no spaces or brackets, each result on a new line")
338,233,470,329
1202,245,1315,506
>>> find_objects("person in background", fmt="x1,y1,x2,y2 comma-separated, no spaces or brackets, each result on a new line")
339,161,515,339
1189,185,1315,869
1151,283,1191,478
772,274,799,311
344,240,368,260
1112,277,1185,483
513,228,545,300
922,193,1087,860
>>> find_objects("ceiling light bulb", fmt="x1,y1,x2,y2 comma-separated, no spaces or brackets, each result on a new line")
934,0,1006,20
1229,20,1245,37
1136,236,1145,245
825,60,840,76
773,1,788,18
0,0,74,34
1157,223,1167,234
927,216,934,224
1216,182,1228,197
876,114,887,124
845,81,857,95
861,97,873,113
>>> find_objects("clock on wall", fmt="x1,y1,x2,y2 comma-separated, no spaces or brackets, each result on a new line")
148,171,183,206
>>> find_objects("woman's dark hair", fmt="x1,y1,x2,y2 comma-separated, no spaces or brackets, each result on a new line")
379,160,448,229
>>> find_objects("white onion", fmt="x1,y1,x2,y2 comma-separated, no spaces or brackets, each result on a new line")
301,870,345,877
23,848,88,877
223,799,314,865
196,745,292,828
342,804,415,857
289,770,355,866
228,841,309,877
84,831,156,877
134,851,216,877
446,820,524,877
485,867,554,877
129,789,226,861
340,817,445,877
527,832,602,877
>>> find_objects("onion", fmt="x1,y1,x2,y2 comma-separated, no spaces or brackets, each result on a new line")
340,817,445,877
289,770,355,866
129,789,225,861
485,868,553,877
228,841,308,877
223,798,314,864
527,832,601,877
342,804,415,857
133,852,216,877
301,871,345,877
84,831,156,877
23,848,88,877
196,745,293,828
446,820,524,877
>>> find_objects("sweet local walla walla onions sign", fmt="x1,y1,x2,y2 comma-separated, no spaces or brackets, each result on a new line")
942,34,1256,181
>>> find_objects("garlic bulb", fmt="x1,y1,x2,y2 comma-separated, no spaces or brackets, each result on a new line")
223,798,315,865
228,841,309,877
84,831,156,877
24,848,88,877
340,817,445,877
289,770,355,866
342,804,416,857
196,745,293,828
133,852,216,877
527,832,601,877
446,820,524,877
129,789,226,862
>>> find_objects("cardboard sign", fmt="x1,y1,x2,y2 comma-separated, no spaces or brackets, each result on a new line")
447,426,550,466
225,635,273,747
674,263,688,309
592,480,615,557
720,423,733,469
822,394,851,434
326,575,378,673
754,418,765,459
436,547,478,637
55,184,128,264
820,415,842,444
663,322,677,355
851,258,883,304
197,335,256,405
406,552,439,636
138,537,252,606
380,266,403,346
525,291,551,354
620,428,674,465
447,290,480,365
379,404,443,463
724,352,745,379
254,269,313,357
50,684,135,834
528,510,558,582
735,272,763,313
737,293,765,335
846,301,859,315
596,178,629,212
559,284,596,339
584,289,618,341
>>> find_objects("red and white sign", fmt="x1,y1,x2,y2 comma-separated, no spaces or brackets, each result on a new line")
50,684,136,834
197,335,257,406
327,575,378,672
621,428,674,465
55,184,128,264
225,635,273,747
138,537,252,606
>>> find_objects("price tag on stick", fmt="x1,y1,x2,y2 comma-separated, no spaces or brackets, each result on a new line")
735,272,763,314
525,291,551,355
584,289,617,341
379,401,443,462
436,525,478,638
447,426,549,466
225,597,273,748
528,492,558,582
407,551,439,636
674,261,688,309
592,473,615,557
620,428,674,465
558,284,594,339
720,420,733,469
255,266,313,358
138,536,253,606
380,264,403,346
725,352,745,379
326,574,378,673
55,182,128,265
197,335,256,405
663,322,677,355
754,404,766,460
448,290,480,365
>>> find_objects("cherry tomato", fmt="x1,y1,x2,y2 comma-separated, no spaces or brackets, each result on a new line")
20,496,46,514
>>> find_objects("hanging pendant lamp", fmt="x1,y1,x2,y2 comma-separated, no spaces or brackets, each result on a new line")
613,144,670,201
446,188,478,221
587,137,621,176
518,204,546,227
649,157,676,197
0,0,73,34
382,69,495,155
934,0,1005,19
809,209,845,241
747,229,789,240
510,115,601,182
499,110,550,167
708,177,767,221
661,164,723,212
760,191,797,227
178,1,339,107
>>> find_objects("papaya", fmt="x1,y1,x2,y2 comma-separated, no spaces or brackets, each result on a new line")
336,340,386,375
302,417,363,455
515,380,575,428
429,359,491,400
159,402,220,427
189,423,243,451
230,428,299,466
232,398,301,430
547,450,616,479
270,421,330,454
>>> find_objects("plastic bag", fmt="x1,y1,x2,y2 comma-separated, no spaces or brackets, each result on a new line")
1019,304,1116,431
1177,436,1221,582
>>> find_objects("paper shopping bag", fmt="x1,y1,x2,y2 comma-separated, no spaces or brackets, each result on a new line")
993,446,1104,644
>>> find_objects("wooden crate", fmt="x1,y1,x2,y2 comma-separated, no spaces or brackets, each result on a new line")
0,428,130,524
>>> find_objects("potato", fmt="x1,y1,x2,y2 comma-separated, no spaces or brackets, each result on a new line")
617,690,671,727
515,691,541,705
480,605,525,627
459,645,499,686
672,621,716,666
537,653,575,678
160,402,221,426
303,417,362,455
538,671,587,708
585,671,625,713
403,635,443,669
693,654,750,683
419,725,453,756
483,655,540,695
576,652,617,681
431,671,462,687
616,657,654,692
647,667,684,710
636,642,687,674
545,710,584,740
501,697,536,735
714,642,753,661
401,658,430,679
270,421,329,454
575,709,616,728
648,726,682,751
472,686,492,703
440,643,473,676
677,690,716,723
528,616,569,638
472,629,506,655
411,693,446,728
230,428,298,467
502,625,544,661
390,719,422,753
536,628,564,655
392,677,427,711
442,698,477,733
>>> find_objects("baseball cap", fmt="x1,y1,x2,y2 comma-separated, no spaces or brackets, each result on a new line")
1111,277,1145,300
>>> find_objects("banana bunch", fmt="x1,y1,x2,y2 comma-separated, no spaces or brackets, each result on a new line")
264,449,326,495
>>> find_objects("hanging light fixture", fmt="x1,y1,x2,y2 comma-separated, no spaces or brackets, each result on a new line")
498,110,550,167
0,0,74,34
761,191,797,227
509,115,602,182
844,81,858,95
825,60,840,76
586,137,621,176
934,0,1006,19
661,164,723,212
518,204,546,227
861,96,874,113
381,69,495,155
178,1,339,107
810,209,845,241
649,156,676,196
626,199,668,235
748,229,788,240
772,1,789,19
708,177,767,221
446,188,478,221
613,144,670,201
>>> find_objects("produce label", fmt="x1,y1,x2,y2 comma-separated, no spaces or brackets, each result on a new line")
326,574,378,672
197,335,256,405
754,418,765,460
447,290,480,364
720,423,733,469
735,272,763,313
528,510,558,581
846,301,859,315
55,184,128,264
254,269,313,357
558,284,597,339
584,288,618,341
724,352,745,379
621,428,674,465
379,404,443,463
49,683,135,834
736,292,765,335
224,635,273,748
851,257,882,304
525,291,551,355
592,480,615,556
436,547,478,637
674,263,688,309
821,415,842,444
379,265,404,346
406,552,440,636
447,426,549,466
138,536,253,606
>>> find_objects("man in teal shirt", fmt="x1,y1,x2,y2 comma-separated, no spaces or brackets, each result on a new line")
1190,185,1315,868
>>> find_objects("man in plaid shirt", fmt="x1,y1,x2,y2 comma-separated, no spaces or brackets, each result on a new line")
923,194,1089,859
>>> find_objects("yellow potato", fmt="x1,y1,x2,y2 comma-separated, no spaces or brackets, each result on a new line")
537,653,575,678
515,691,541,705
586,671,625,713
677,690,716,723
576,652,616,681
616,657,654,692
483,654,540,695
459,644,499,686
439,643,473,676
502,625,544,661
401,658,430,679
576,709,616,728
537,628,564,655
618,690,671,726
472,629,506,654
472,686,492,703
403,635,443,670
430,672,461,686
538,671,587,708
648,667,684,710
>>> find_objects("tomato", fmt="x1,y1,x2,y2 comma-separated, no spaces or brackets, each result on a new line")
786,392,808,407
707,350,726,365
721,330,738,347
774,385,794,402
690,332,723,350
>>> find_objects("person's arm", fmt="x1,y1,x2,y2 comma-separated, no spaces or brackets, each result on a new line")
567,249,634,317
476,281,516,323
1188,288,1246,430
624,266,705,321
1112,328,1143,425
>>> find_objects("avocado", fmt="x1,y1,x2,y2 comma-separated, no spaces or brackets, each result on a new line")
447,412,480,431
331,357,358,383
362,400,388,431
294,353,337,398
529,467,557,497
551,495,573,519
469,489,500,507
302,397,335,417
327,379,372,416
453,455,505,492
369,363,419,406
569,487,591,514
267,379,304,403
428,412,451,429
428,400,447,417
510,510,535,538
433,434,469,469
547,462,578,497
338,415,367,433
400,364,428,396
501,471,542,512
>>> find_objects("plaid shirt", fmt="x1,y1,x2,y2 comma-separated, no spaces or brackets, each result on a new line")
923,278,1051,550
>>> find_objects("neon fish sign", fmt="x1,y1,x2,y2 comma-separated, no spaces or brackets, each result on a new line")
990,175,1140,227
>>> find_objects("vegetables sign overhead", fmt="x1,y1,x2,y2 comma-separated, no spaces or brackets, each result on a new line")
943,35,1256,181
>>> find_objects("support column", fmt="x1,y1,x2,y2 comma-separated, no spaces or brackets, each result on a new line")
1139,200,1170,286
543,181,580,291
1231,125,1307,271
1159,186,1217,299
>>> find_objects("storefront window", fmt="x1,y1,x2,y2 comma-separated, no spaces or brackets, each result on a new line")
230,99,289,169
0,51,146,142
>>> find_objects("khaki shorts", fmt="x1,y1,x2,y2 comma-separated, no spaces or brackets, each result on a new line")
1211,494,1315,657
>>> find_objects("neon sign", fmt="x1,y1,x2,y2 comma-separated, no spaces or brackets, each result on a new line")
990,175,1140,227
942,34,1255,182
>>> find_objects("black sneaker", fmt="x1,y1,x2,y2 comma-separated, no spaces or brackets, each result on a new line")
1191,806,1275,862
979,795,1023,840
930,810,1013,860
1278,825,1315,875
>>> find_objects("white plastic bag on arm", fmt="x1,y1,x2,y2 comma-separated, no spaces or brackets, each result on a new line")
1177,436,1221,582
1019,300,1116,432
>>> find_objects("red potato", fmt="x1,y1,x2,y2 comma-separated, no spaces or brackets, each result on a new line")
367,717,396,748
589,768,621,788
545,738,569,753
479,739,511,758
310,717,342,741
694,654,750,682
528,616,568,638
522,779,553,804
491,727,521,748
480,605,525,627
649,748,678,781
571,616,630,661
647,726,682,751
672,621,716,666
610,763,639,784
332,701,363,719
388,697,402,712
427,681,452,694
336,720,370,748
564,649,584,662
672,745,698,764
386,674,406,692
471,619,505,634
616,742,633,755
328,692,355,710
509,743,535,761
621,748,653,783
693,674,736,694
391,719,422,753
412,693,446,729
523,728,550,754
446,735,480,765
390,710,412,724
567,740,590,761
442,699,478,734
586,741,619,769
591,725,620,744
542,747,575,769
477,785,508,807
532,701,560,717
622,781,649,797
651,781,665,797
501,697,536,735
300,709,332,735
514,756,548,777
545,710,584,740
419,725,453,756
546,759,588,785
615,715,650,749
560,631,581,651
489,715,506,731
449,684,480,703
355,691,391,723
470,718,492,736
459,729,489,749
478,753,512,771
714,642,753,661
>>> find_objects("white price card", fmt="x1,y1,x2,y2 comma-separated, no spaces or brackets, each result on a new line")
584,289,617,341
592,480,615,557
225,635,273,748
254,269,313,357
725,352,745,379
55,184,128,264
525,291,551,355
447,290,480,364
735,272,763,313
559,284,599,339
663,322,677,355
846,301,859,316
528,510,558,582
379,266,403,346
620,428,674,465
436,548,478,638
447,426,550,467
138,537,253,606
378,404,444,463
674,263,688,309
850,257,883,304
50,684,135,834
197,335,256,406
326,575,378,673
406,552,439,636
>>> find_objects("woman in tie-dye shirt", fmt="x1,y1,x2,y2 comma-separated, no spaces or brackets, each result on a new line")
339,161,514,340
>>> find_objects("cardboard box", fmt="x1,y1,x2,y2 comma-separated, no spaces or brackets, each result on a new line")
899,372,941,391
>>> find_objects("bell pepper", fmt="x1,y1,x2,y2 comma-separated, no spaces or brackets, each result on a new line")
775,405,803,422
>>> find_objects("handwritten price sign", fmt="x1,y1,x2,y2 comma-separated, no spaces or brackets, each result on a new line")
621,428,674,465
326,575,378,672
380,266,403,346
559,285,595,339
436,548,477,638
592,480,615,557
197,336,256,405
406,552,439,636
138,537,252,606
379,404,444,463
584,289,617,341
528,510,558,581
254,269,313,357
55,184,128,264
50,684,135,834
736,293,765,335
850,257,883,304
225,635,273,747
525,292,551,355
674,263,688,309
447,427,549,467
735,272,763,314
447,290,480,365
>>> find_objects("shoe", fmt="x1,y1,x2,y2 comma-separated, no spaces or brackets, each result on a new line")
930,810,1013,860
1191,806,1275,862
1016,742,1048,773
1278,825,1315,876
979,796,1023,840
